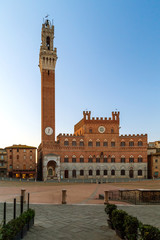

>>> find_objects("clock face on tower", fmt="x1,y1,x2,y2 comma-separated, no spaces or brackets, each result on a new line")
98,126,105,133
45,127,53,136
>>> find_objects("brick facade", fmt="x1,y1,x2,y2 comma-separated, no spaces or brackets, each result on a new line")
6,145,36,179
37,20,148,181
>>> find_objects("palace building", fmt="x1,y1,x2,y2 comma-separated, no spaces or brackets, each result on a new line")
37,19,148,181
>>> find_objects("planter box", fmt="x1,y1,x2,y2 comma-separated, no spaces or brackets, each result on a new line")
13,232,21,240
21,224,28,239
28,217,34,230
115,229,125,239
107,219,114,230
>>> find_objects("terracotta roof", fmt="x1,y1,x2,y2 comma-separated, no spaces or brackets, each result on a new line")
5,144,37,149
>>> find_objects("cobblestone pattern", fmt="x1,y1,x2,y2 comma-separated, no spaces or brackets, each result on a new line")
24,205,120,240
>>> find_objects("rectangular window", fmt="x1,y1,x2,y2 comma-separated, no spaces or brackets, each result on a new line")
17,149,19,152
1,155,4,160
24,149,26,153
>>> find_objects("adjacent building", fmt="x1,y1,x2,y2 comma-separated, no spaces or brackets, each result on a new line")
5,145,36,179
0,148,7,177
37,19,148,181
148,141,160,178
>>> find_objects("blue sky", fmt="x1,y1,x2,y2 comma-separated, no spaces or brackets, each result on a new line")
0,0,160,148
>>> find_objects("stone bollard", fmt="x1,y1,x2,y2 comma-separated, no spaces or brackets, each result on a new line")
62,189,67,204
21,189,26,203
104,190,109,204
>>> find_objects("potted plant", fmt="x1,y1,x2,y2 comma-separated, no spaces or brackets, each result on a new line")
27,208,35,230
112,209,128,239
105,203,117,229
139,224,160,240
124,215,139,240
0,208,35,240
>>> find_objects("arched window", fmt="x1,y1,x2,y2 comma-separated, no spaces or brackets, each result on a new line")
138,140,143,146
121,156,125,163
80,155,84,162
89,169,92,176
129,156,134,163
96,140,100,147
96,169,100,176
103,140,108,147
72,139,77,146
64,139,69,146
80,169,84,176
111,141,115,147
48,168,53,176
46,36,50,50
104,170,108,175
64,170,68,178
120,141,125,147
88,140,93,147
89,128,92,133
129,140,134,146
138,156,143,162
96,156,100,163
138,169,142,176
111,169,115,175
72,155,76,163
111,156,115,162
64,156,68,162
121,169,125,176
103,156,108,162
88,156,93,163
111,128,114,133
80,139,84,146
72,170,76,178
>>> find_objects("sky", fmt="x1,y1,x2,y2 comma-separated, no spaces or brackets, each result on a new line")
0,0,160,148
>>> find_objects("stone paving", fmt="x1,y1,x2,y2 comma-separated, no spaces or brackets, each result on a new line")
23,204,120,240
118,205,160,229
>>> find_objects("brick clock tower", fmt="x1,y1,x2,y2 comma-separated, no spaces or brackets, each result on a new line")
39,19,57,142
38,19,60,181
